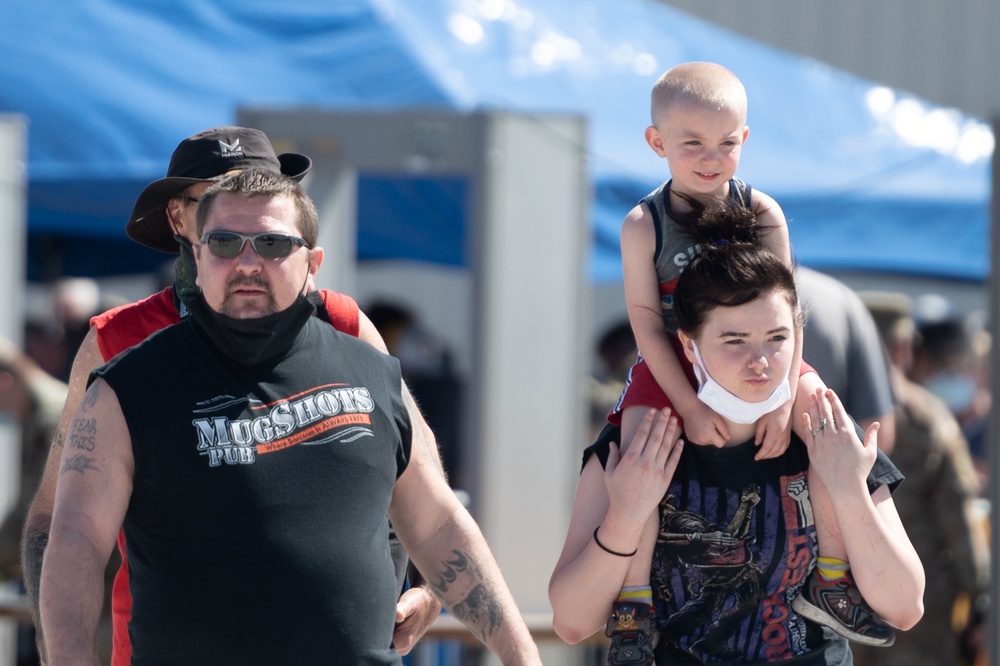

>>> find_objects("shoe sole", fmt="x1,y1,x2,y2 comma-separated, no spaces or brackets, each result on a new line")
790,595,896,647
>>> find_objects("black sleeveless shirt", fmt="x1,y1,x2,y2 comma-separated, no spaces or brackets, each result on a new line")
93,316,411,665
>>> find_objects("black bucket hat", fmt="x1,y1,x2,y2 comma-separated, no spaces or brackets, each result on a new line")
126,126,312,253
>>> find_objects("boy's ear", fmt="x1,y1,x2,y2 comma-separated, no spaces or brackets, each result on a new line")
677,330,697,365
742,125,750,144
644,125,668,157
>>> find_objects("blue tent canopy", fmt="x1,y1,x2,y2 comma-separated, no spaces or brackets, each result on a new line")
1,0,991,281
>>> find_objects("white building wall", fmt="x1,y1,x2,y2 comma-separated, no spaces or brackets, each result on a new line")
661,0,998,119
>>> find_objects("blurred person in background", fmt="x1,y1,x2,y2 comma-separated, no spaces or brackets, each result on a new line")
0,337,72,665
796,266,896,454
366,301,464,491
52,277,102,381
54,278,128,382
0,337,67,576
854,291,988,666
909,316,991,485
588,321,637,443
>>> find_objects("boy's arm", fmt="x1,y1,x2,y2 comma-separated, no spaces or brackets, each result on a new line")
751,191,793,266
749,191,800,457
621,205,728,447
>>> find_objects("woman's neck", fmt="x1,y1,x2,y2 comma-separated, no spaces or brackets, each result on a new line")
723,420,757,447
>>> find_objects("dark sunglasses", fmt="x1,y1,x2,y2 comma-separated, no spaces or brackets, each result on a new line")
200,231,308,259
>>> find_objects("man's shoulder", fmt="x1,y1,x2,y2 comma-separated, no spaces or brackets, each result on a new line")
91,286,177,326
90,286,180,361
314,289,360,337
796,267,860,310
308,316,392,361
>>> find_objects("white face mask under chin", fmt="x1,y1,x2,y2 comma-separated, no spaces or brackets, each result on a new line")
691,340,791,425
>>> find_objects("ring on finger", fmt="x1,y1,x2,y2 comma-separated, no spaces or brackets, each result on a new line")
811,417,828,436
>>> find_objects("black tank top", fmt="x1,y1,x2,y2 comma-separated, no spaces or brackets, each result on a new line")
94,316,411,665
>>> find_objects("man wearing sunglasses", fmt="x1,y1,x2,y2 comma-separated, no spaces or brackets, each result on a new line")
39,169,542,665
22,127,442,664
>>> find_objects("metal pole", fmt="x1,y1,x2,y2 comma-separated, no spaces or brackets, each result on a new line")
0,114,27,666
987,114,999,666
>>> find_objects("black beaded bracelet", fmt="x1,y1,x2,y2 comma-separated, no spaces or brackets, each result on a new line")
593,526,638,557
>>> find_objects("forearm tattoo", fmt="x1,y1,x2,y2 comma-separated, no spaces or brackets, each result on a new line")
450,583,504,642
429,550,504,642
430,550,469,594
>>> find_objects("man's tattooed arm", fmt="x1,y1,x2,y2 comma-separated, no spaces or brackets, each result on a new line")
62,397,101,477
22,519,49,663
428,549,505,644
39,379,134,663
391,384,539,663
401,383,447,478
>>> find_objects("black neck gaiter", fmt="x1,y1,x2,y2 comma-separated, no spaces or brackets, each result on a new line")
185,290,320,366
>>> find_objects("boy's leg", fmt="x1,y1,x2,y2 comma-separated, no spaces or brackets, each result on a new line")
805,467,847,560
791,376,895,646
793,471,895,645
793,373,848,560
605,407,658,665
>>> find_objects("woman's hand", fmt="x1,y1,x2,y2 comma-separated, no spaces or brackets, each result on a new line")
605,408,684,524
802,388,877,494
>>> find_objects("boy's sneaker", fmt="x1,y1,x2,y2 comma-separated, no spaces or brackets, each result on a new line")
791,569,896,647
605,600,656,665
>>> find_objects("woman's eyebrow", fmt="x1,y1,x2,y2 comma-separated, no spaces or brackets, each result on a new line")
717,326,790,338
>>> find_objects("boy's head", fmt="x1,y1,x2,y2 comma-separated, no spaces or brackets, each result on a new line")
650,62,747,128
645,62,749,200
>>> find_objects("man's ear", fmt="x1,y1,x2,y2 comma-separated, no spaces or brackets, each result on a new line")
165,198,185,236
644,125,667,157
305,246,324,291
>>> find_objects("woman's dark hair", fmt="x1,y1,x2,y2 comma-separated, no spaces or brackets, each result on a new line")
673,200,799,338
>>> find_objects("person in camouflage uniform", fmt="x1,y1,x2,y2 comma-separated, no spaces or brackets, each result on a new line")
854,292,988,666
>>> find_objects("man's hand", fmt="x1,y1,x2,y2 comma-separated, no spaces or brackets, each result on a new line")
393,585,442,655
